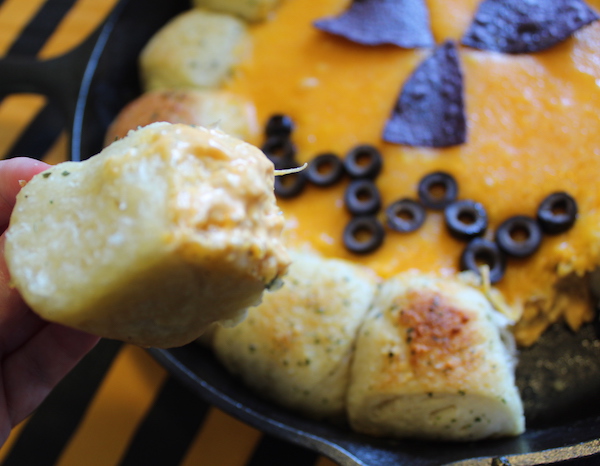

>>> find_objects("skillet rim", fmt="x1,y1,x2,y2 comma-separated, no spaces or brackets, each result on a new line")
46,0,600,463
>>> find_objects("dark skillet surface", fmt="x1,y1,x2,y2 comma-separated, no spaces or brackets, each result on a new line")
16,0,600,463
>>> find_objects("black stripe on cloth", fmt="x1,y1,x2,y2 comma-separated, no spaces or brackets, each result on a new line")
118,376,210,466
3,102,65,160
1,339,123,466
246,434,319,466
0,0,78,160
6,0,78,56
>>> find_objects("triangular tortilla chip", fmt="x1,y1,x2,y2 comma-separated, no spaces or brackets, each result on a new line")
383,41,466,147
314,0,434,48
461,0,599,53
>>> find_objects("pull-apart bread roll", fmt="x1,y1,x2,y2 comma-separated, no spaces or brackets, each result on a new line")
139,9,249,92
5,122,289,348
213,250,378,420
104,89,258,145
347,273,524,441
191,0,282,22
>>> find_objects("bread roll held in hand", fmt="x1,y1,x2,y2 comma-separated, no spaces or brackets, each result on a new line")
5,122,289,348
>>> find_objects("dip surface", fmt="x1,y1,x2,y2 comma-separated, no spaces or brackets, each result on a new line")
224,0,600,344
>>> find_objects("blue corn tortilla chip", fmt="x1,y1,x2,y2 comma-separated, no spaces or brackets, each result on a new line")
461,0,599,54
313,0,434,48
383,41,466,148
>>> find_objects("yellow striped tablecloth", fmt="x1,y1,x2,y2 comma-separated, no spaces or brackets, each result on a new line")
0,1,338,464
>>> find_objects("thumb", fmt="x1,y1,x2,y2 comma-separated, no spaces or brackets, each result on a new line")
0,157,50,232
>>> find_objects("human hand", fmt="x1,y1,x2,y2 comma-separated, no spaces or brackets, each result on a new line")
0,157,100,446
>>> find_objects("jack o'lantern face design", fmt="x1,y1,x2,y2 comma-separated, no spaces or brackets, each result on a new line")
314,0,598,148
224,0,600,345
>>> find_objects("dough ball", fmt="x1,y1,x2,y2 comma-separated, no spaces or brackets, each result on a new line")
213,250,378,420
104,89,258,145
347,273,524,441
139,9,249,91
191,0,282,22
5,123,289,348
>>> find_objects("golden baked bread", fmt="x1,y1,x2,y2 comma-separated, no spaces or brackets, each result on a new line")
191,0,282,22
104,89,258,145
213,250,378,420
5,122,289,348
347,273,524,441
139,9,249,91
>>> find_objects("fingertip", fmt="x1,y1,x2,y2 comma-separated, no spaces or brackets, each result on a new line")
0,157,52,230
2,157,51,176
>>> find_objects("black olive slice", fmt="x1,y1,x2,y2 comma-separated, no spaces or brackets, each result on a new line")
343,216,385,255
418,171,459,210
306,152,345,187
386,198,426,233
344,144,383,179
344,179,382,216
495,215,542,258
460,238,506,284
537,191,578,235
265,114,295,138
274,170,307,198
261,136,297,168
444,199,488,241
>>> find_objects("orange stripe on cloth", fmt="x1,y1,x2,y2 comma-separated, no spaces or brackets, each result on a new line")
314,456,341,466
0,94,47,159
55,344,167,466
39,0,120,59
180,407,262,466
0,418,29,462
42,131,69,165
0,0,47,55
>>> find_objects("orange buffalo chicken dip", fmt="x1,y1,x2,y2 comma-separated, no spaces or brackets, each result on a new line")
216,0,600,346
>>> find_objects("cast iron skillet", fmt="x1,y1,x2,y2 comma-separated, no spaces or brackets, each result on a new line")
2,0,600,464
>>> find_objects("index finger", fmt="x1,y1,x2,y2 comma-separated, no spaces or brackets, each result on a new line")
0,157,50,232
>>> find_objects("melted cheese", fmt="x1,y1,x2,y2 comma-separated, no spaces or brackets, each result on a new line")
224,0,600,344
